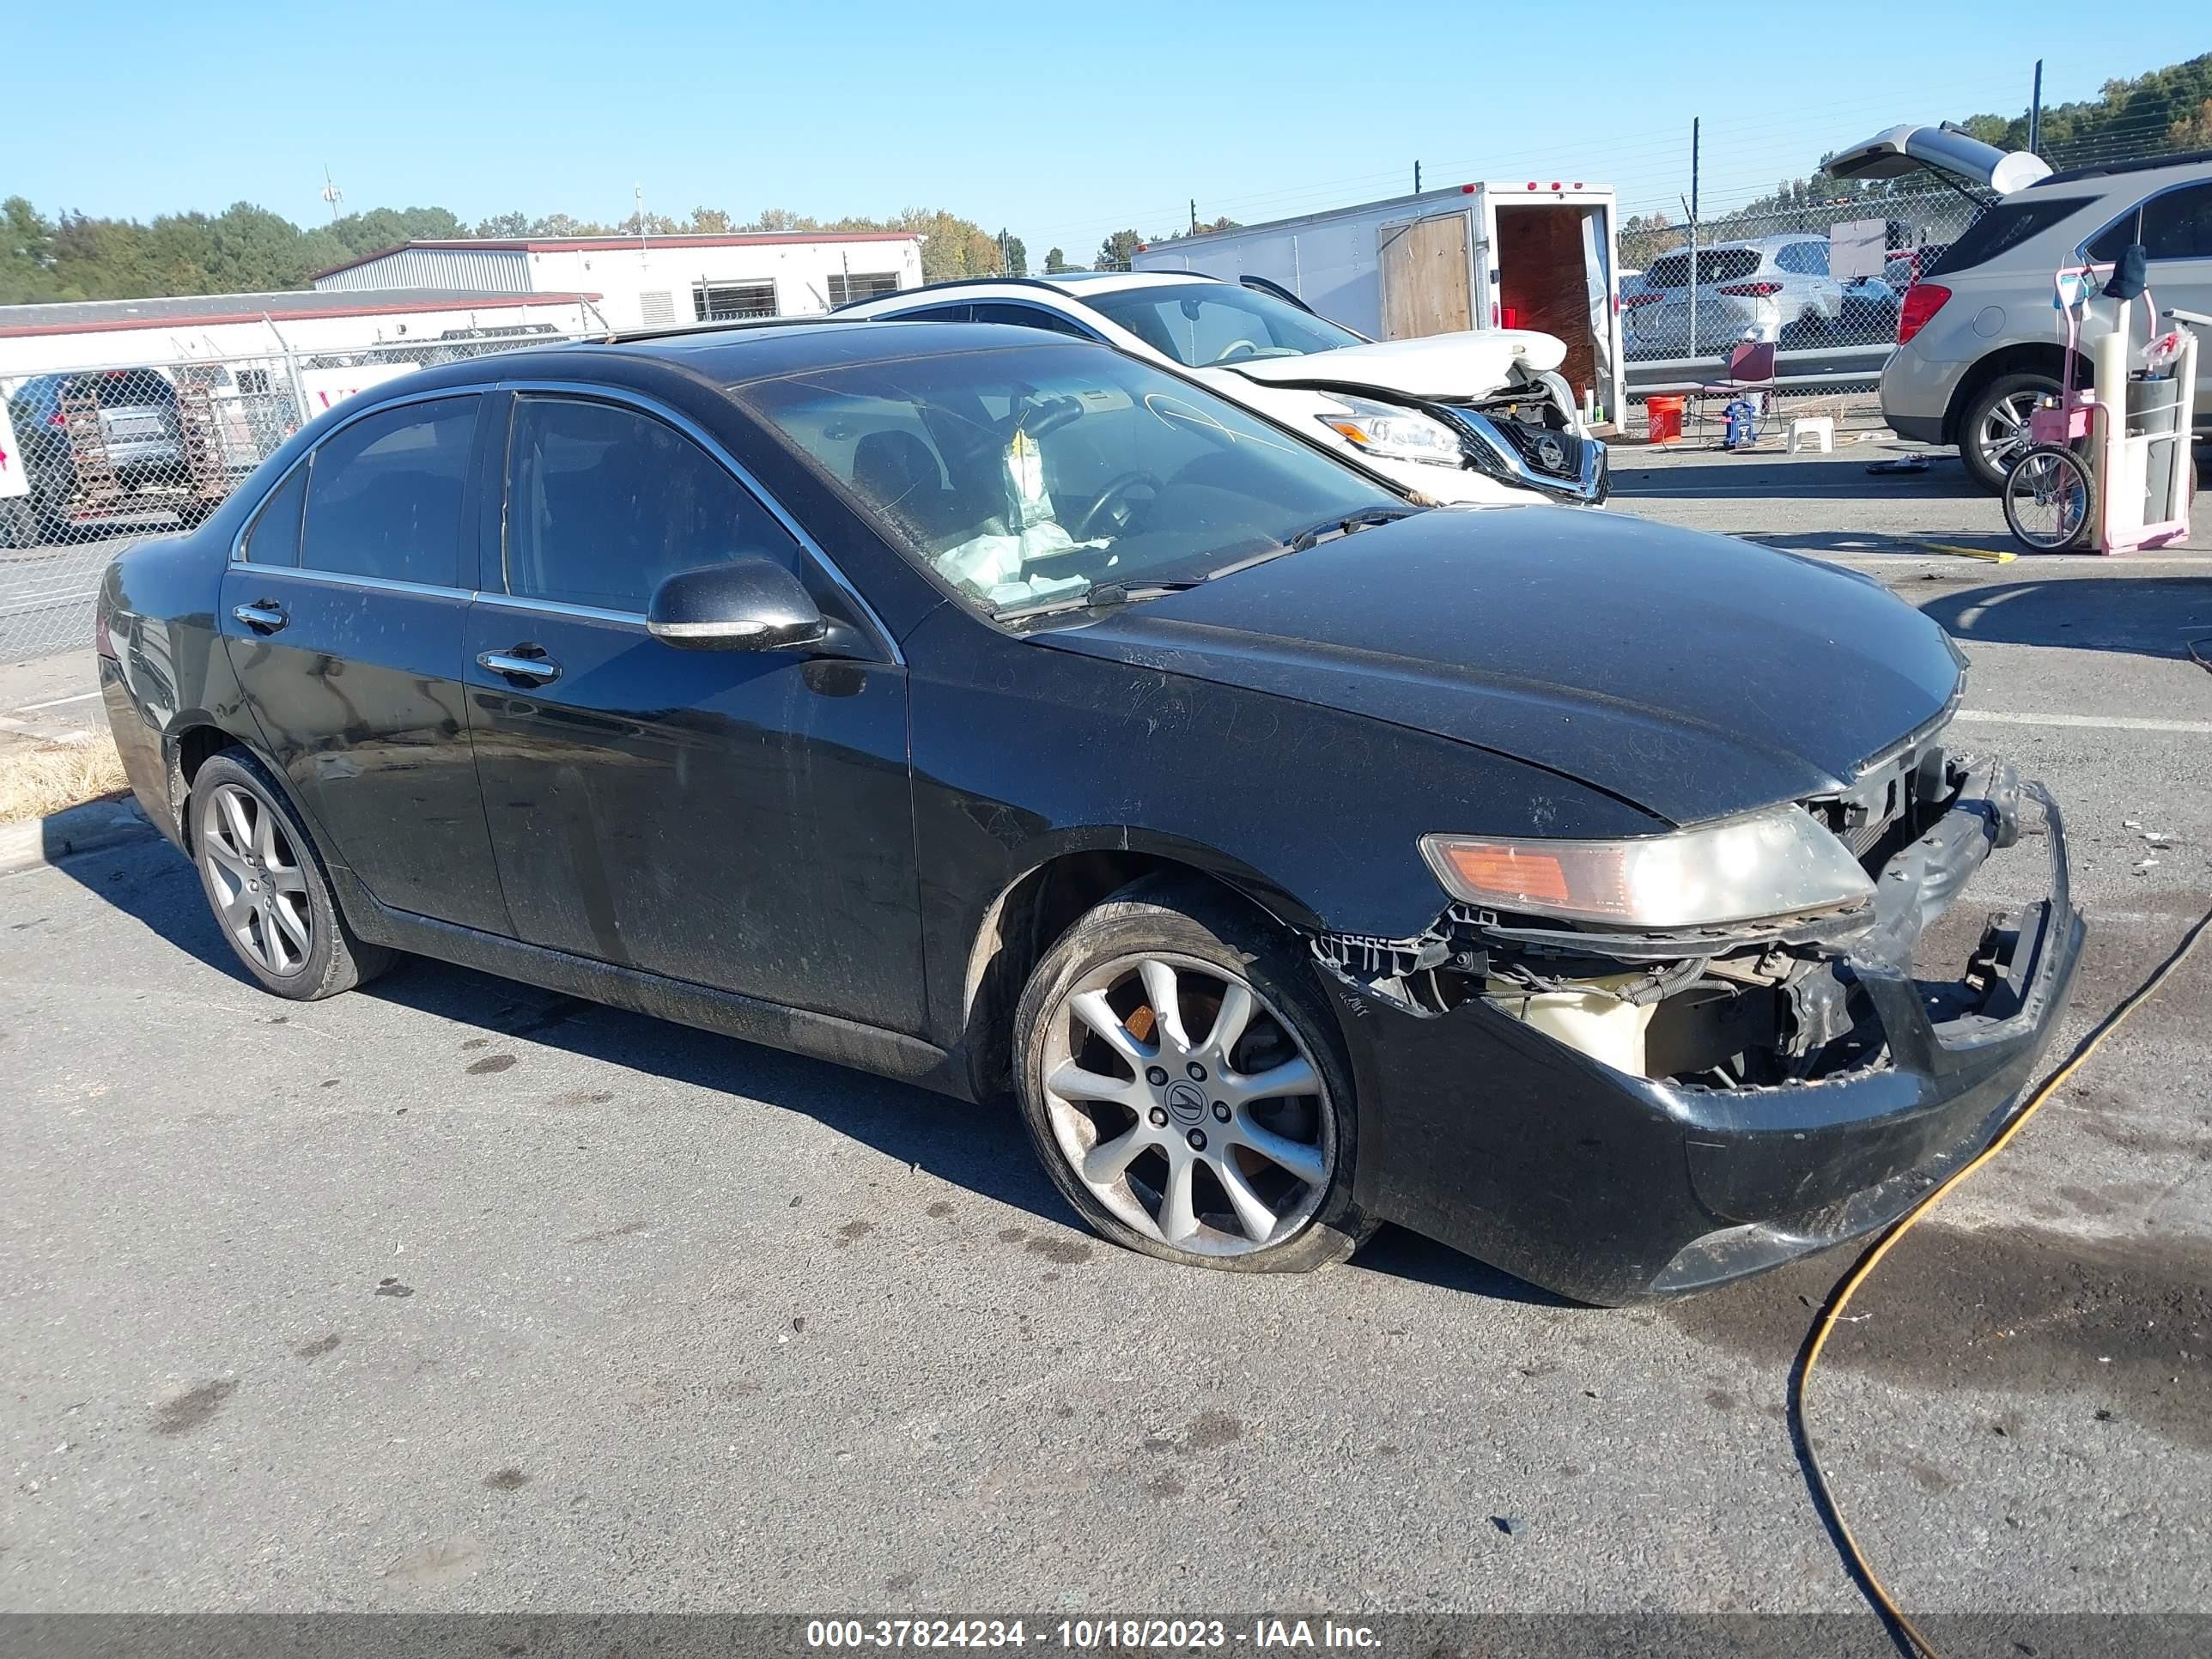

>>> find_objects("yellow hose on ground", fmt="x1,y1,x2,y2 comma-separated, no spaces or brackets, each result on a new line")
1792,901,2212,1659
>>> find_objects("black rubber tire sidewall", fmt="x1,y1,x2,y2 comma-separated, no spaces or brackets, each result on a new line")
2002,444,2099,552
1011,874,1371,1274
190,750,392,1001
1963,371,2062,494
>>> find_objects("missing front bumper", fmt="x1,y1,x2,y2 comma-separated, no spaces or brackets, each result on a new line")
1325,763,2085,1304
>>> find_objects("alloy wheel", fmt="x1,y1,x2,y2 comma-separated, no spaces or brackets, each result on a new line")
200,781,313,976
1976,389,2043,477
1038,951,1335,1258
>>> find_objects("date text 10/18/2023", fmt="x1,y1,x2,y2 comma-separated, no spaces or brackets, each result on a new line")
805,1620,1382,1650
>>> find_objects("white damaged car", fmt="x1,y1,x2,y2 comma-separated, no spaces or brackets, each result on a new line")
834,270,1607,507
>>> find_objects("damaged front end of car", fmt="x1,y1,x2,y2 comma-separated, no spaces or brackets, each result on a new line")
1434,386,1608,505
1312,737,2086,1304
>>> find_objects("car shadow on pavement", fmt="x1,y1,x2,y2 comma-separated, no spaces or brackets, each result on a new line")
1610,453,1985,502
380,957,1086,1231
57,840,1570,1304
1917,576,2212,658
1349,1225,1577,1306
52,844,1075,1229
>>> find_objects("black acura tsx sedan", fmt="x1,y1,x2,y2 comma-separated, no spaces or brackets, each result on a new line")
95,319,2083,1302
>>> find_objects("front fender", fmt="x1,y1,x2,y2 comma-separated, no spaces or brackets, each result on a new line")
905,604,1659,1050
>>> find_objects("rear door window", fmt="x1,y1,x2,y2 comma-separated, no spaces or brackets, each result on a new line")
2087,181,2212,263
1775,241,1831,276
1925,196,2095,276
300,396,480,587
884,302,973,323
92,369,174,409
501,394,801,614
241,464,307,567
973,301,1096,338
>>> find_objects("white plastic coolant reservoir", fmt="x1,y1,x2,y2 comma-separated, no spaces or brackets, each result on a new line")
1486,975,1656,1076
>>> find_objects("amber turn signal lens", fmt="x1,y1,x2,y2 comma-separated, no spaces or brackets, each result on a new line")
1433,842,1571,907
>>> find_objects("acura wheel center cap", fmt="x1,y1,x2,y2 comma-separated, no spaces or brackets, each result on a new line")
1163,1079,1208,1126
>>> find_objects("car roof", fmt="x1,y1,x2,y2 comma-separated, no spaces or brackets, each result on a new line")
2032,149,2212,189
835,270,1219,313
1650,234,1821,259
480,318,1114,390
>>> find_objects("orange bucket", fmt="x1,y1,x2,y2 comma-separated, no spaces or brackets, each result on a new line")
1645,394,1686,445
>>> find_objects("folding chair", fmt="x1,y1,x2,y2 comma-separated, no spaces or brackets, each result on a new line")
1689,339,1778,441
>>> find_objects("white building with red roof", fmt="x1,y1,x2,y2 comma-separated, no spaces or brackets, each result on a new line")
310,231,924,329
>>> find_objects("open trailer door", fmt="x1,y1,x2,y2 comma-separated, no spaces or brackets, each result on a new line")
1486,191,1624,427
1826,124,2053,196
1376,210,1476,339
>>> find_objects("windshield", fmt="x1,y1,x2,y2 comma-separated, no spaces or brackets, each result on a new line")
1082,283,1366,368
743,342,1402,618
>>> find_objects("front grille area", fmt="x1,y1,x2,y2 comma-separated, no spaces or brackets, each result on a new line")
1810,713,1957,868
1487,416,1589,482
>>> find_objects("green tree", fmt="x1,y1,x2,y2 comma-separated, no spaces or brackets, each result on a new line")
0,190,1022,307
1158,216,1240,241
1,197,63,303
1044,246,1068,273
996,229,1027,276
1094,228,1143,271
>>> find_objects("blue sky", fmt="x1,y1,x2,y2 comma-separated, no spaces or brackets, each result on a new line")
9,2,2204,261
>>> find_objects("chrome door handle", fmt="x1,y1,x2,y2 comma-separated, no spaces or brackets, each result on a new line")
477,649,562,685
231,599,288,633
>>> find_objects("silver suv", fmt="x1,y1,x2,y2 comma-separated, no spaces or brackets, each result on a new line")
1832,126,2212,491
1622,234,1843,360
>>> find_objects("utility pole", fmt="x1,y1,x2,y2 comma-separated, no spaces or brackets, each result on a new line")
1414,161,1422,194
2028,58,2045,154
319,166,343,223
635,185,647,252
1189,198,1199,234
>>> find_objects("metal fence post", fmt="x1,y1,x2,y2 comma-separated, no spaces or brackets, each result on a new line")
1686,117,1700,374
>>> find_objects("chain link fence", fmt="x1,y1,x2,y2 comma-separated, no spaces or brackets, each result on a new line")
1617,185,1986,439
1,331,596,665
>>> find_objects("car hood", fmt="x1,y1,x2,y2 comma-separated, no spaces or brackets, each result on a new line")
1031,507,1962,825
1226,329,1568,401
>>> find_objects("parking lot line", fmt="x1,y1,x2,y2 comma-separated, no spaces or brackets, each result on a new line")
16,690,101,712
1952,708,2212,734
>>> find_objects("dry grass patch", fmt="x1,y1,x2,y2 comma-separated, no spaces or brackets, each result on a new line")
0,735,130,825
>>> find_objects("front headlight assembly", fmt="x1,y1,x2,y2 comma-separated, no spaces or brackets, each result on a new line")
1318,396,1468,468
1420,805,1876,931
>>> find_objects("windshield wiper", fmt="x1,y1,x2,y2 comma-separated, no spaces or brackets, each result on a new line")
1204,507,1417,581
994,580,1200,623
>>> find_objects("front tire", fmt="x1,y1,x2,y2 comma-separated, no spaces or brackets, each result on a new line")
1012,877,1370,1273
2002,444,2097,550
1961,371,2061,494
190,750,392,1000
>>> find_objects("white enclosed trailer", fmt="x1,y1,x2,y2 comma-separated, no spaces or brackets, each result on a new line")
1133,180,1625,424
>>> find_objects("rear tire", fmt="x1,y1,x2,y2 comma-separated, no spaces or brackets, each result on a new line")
190,750,393,1000
1012,875,1372,1273
1960,371,2061,494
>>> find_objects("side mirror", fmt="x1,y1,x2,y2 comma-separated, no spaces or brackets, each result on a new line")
647,556,826,652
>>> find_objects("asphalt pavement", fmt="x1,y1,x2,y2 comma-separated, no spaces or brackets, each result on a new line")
2,444,2209,1622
